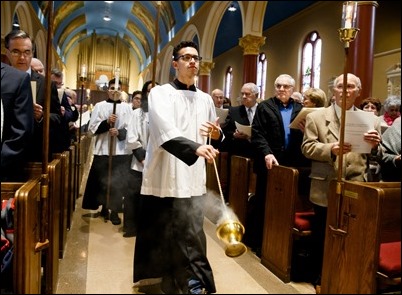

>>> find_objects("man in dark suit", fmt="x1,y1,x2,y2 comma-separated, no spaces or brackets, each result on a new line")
1,62,34,181
51,68,79,150
222,82,259,158
5,29,63,162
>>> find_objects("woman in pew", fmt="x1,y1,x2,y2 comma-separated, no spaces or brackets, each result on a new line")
380,114,401,182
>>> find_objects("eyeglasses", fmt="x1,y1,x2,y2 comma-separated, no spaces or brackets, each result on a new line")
109,86,121,91
275,84,293,90
176,54,202,62
240,92,253,97
8,49,33,57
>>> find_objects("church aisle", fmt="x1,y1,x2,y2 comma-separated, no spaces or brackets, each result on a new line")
56,139,314,294
56,195,315,294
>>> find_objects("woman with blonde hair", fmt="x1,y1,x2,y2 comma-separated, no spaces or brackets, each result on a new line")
302,88,326,108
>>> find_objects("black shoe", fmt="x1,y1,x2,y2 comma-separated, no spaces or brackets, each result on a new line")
161,276,182,294
100,207,109,222
123,230,137,238
110,211,121,225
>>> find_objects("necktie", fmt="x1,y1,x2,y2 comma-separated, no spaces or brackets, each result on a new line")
248,108,253,124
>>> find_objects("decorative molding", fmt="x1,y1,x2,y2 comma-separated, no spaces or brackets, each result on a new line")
238,34,266,55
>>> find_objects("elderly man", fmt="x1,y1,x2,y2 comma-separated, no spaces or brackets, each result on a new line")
301,73,382,291
31,57,45,76
249,74,309,256
211,88,225,109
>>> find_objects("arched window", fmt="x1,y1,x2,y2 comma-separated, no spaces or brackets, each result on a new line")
257,53,267,100
301,31,322,93
224,66,233,99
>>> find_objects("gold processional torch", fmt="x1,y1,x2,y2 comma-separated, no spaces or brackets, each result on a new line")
208,130,247,257
331,1,360,233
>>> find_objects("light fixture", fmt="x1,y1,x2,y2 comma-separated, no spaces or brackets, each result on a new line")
103,1,112,22
228,3,237,12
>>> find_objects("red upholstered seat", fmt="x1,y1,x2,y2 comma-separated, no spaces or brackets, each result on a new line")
378,241,401,277
294,211,315,232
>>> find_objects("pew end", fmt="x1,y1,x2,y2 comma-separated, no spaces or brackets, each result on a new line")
1,178,42,294
321,180,401,294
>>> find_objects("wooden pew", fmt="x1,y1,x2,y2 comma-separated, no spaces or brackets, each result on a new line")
1,178,42,294
25,158,62,294
67,144,76,230
54,150,70,259
260,165,314,283
321,180,401,294
227,155,257,227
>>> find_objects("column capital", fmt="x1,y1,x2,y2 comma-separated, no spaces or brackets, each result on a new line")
199,61,215,76
239,34,266,55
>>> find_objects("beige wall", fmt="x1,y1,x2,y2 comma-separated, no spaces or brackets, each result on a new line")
209,1,401,105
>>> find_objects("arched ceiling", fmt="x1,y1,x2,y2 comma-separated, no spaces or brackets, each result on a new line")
28,1,315,70
31,1,206,67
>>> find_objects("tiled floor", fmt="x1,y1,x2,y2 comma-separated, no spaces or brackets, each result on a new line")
56,143,315,294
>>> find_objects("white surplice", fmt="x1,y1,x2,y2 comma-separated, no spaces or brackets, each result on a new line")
141,84,217,198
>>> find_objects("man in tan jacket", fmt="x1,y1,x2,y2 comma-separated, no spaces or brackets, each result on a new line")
301,73,382,291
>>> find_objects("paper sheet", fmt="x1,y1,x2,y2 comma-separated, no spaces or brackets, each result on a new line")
235,121,251,137
344,110,376,153
74,110,91,128
215,107,229,125
31,81,37,104
289,107,322,129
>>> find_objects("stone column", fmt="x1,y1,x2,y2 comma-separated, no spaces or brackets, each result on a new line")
198,61,215,93
239,34,266,84
348,1,378,106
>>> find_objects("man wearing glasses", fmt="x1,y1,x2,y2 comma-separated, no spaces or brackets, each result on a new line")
133,41,220,294
247,74,309,256
5,29,63,162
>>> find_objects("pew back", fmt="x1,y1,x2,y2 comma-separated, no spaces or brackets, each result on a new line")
321,180,401,294
24,158,62,294
260,165,298,283
1,178,42,294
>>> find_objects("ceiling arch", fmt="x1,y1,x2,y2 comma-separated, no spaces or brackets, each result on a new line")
9,1,315,75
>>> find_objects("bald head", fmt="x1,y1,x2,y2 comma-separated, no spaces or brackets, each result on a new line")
31,58,45,76
211,88,224,108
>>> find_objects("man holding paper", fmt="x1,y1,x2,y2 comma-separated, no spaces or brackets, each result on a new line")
5,30,63,162
301,73,381,289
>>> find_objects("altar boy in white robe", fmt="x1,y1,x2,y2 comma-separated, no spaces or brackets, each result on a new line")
133,41,222,294
82,78,132,226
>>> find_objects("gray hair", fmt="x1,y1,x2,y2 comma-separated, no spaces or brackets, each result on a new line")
243,82,259,97
274,74,296,87
383,95,401,112
333,73,361,89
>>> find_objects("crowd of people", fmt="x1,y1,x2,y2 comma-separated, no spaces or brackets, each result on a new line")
1,29,401,294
